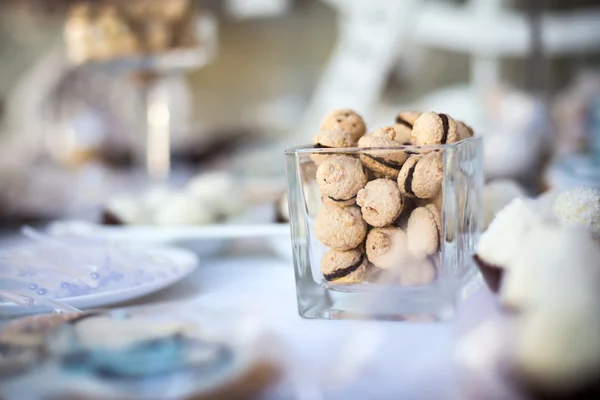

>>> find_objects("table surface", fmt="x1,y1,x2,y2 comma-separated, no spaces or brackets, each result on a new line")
124,253,460,400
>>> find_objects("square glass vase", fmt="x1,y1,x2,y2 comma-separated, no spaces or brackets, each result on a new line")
285,137,483,321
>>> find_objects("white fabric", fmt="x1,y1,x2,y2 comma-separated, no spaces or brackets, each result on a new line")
133,256,456,400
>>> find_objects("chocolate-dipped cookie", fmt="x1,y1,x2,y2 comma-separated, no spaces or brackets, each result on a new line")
474,198,543,293
320,248,368,284
316,155,367,206
411,111,459,146
311,128,357,165
365,226,409,270
397,152,443,199
356,179,404,227
315,205,367,251
320,108,366,142
358,127,407,179
406,204,441,259
392,110,421,144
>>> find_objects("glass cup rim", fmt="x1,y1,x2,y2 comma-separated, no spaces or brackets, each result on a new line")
284,136,481,154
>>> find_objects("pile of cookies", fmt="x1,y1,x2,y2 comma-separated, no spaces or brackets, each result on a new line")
313,109,474,286
64,0,198,63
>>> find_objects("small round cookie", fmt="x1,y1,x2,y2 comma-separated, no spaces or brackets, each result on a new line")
397,152,443,199
316,155,367,205
358,128,407,179
315,205,367,251
552,187,600,237
311,128,357,165
415,189,443,210
457,120,474,141
393,110,422,144
406,204,441,259
398,254,438,287
411,111,459,145
320,108,366,142
356,179,403,227
320,248,368,284
365,226,409,270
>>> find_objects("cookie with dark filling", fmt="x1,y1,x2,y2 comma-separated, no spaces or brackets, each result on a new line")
392,110,422,144
316,155,367,206
406,204,441,259
311,128,357,165
315,205,367,251
411,111,459,146
320,248,368,284
320,108,366,142
397,152,443,199
365,226,410,270
358,126,407,180
356,179,404,227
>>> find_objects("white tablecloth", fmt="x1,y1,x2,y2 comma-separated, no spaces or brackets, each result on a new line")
129,255,460,400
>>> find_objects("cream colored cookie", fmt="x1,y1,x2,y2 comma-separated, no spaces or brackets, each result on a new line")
397,152,443,199
320,108,366,142
406,205,441,259
457,120,474,141
358,128,407,179
393,110,422,144
411,111,459,145
320,248,368,283
398,254,438,286
311,128,357,165
393,197,417,231
316,155,367,205
315,205,367,251
356,179,403,227
415,189,443,210
365,226,409,270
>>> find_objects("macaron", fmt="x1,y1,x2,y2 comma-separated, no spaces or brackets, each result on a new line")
320,108,366,142
398,254,438,287
316,155,367,206
311,128,357,165
456,120,474,141
411,111,459,146
406,204,441,259
358,127,407,179
397,152,443,199
392,110,422,144
356,179,404,227
315,205,367,251
320,248,368,284
365,226,409,270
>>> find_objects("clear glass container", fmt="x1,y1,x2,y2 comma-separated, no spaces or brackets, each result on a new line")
285,137,484,321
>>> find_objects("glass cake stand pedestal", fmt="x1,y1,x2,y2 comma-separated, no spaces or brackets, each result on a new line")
66,14,217,183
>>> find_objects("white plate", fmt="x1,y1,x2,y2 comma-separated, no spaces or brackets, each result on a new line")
48,215,290,259
0,245,198,316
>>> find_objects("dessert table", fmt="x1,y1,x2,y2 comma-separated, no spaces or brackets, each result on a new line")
125,251,458,400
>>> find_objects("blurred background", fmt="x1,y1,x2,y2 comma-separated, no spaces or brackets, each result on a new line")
0,0,599,227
